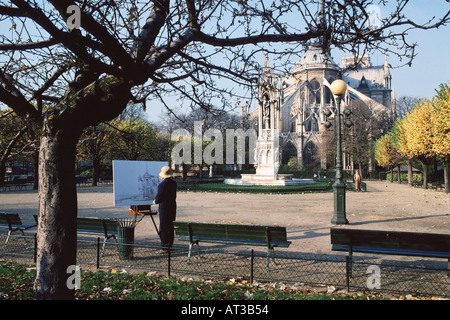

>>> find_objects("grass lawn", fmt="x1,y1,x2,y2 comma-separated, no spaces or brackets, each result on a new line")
0,261,380,300
177,180,342,194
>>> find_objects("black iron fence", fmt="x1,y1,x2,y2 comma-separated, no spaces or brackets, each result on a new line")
0,233,448,298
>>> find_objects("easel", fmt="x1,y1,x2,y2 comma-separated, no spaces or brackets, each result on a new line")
128,204,160,238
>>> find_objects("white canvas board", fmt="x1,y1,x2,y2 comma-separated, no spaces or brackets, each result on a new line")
113,160,168,206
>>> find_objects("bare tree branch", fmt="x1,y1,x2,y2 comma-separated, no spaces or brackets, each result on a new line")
0,38,61,51
0,71,42,120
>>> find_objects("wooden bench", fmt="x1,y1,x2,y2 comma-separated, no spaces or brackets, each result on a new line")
0,213,37,246
173,221,291,271
76,217,119,257
33,215,119,257
330,228,450,275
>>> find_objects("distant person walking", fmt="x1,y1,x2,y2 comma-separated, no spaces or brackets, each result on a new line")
154,166,177,251
354,170,362,192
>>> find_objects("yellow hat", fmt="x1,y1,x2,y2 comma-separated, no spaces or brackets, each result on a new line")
159,166,172,179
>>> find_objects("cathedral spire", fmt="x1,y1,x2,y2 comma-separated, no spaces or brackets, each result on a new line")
384,54,390,73
263,54,270,74
384,54,392,89
318,0,326,29
391,87,397,119
262,54,273,85
315,0,328,49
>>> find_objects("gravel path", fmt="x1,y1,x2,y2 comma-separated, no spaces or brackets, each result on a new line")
1,180,448,256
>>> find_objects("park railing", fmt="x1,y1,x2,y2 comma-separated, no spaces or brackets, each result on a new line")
0,233,448,298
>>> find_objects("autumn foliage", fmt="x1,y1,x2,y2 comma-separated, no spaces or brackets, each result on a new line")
375,82,450,193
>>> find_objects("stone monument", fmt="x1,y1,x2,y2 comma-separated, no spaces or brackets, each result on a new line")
225,56,314,186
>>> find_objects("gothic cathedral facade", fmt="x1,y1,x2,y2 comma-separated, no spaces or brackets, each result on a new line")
251,44,395,171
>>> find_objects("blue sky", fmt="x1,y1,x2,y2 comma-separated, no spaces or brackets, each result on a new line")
0,2,447,122
145,1,450,122
379,2,450,99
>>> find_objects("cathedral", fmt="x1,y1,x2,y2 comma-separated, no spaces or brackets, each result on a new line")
249,43,396,171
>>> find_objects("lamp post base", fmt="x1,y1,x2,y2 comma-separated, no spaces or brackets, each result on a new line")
331,181,348,225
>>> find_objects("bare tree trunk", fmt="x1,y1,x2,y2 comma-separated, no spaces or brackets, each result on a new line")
32,76,131,300
34,119,81,300
422,162,429,189
407,158,413,185
92,157,100,186
443,161,449,194
33,151,39,190
397,165,401,184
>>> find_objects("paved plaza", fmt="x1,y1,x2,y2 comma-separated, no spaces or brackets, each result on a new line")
0,180,448,256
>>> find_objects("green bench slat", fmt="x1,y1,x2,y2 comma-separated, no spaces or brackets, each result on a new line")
0,213,37,246
174,221,290,246
74,217,119,259
0,213,22,226
177,235,290,247
0,212,36,231
331,228,450,258
331,228,450,276
174,221,290,270
76,217,119,235
331,232,449,251
332,244,449,259
178,235,269,246
173,221,291,242
32,215,119,236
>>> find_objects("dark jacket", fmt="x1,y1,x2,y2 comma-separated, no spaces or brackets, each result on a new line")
154,178,177,247
155,177,177,220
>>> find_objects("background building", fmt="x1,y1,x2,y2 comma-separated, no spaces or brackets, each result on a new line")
249,43,395,172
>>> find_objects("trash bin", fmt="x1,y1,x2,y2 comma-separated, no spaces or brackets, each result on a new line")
116,218,136,260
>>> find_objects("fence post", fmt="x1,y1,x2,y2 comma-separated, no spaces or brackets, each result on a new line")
96,237,100,269
250,249,254,284
168,248,171,278
34,233,37,263
345,256,350,292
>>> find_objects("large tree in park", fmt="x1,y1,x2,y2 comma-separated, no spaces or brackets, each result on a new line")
403,99,435,188
374,132,403,183
0,0,448,299
389,116,412,184
432,82,450,193
374,135,393,170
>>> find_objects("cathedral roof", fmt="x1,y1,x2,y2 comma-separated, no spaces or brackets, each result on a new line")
293,45,339,73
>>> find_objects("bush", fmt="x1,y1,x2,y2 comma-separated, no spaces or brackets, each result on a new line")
386,172,422,183
80,169,93,178
178,182,332,194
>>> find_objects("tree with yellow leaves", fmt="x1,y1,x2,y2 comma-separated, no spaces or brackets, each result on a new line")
403,99,435,188
375,83,449,191
375,130,404,183
432,82,450,193
390,116,414,185
374,135,390,167
375,134,394,180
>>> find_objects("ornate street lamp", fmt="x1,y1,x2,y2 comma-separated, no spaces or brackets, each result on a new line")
327,79,351,224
